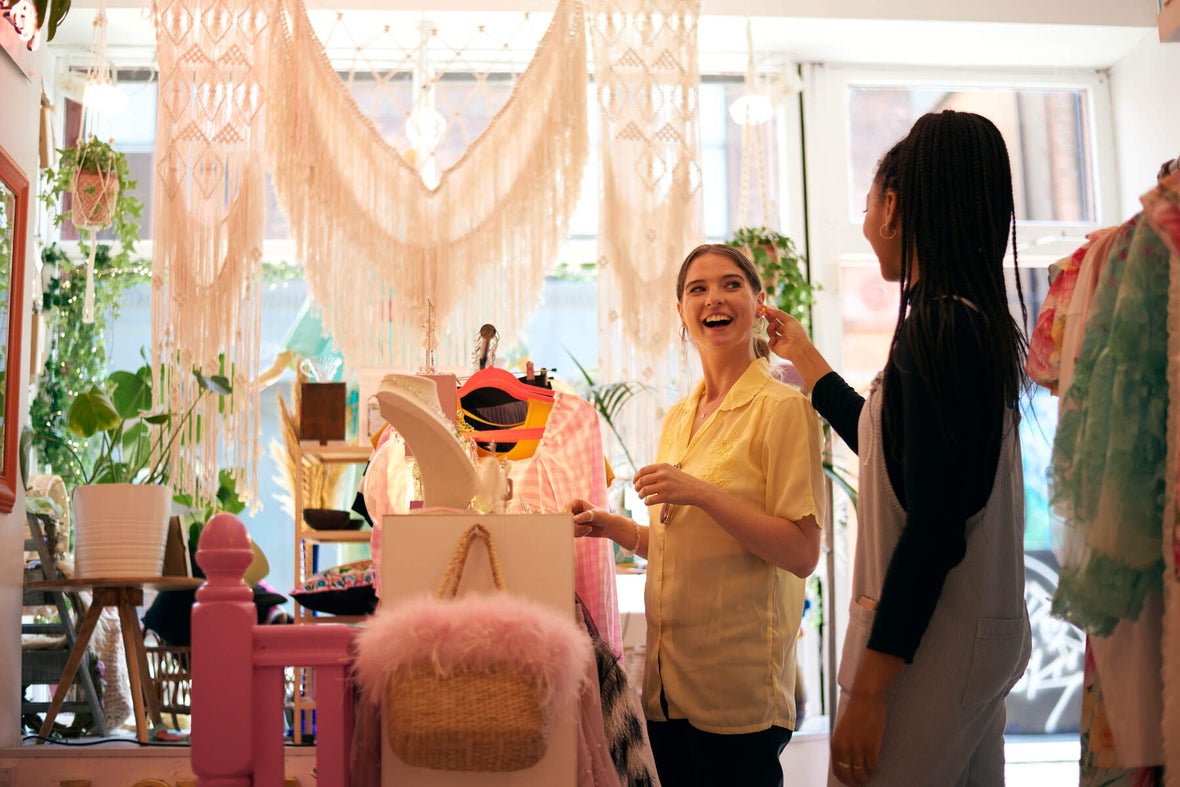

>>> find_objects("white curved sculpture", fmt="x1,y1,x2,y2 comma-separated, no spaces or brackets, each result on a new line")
375,389,478,510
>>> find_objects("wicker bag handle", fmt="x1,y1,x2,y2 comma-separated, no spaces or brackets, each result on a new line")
436,523,506,599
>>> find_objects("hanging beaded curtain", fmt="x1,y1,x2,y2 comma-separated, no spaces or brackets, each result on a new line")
265,0,589,368
589,0,702,472
152,0,271,502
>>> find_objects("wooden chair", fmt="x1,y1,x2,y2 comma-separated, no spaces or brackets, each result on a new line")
21,512,108,737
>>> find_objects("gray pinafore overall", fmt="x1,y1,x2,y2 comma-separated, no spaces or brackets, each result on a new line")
828,372,1032,786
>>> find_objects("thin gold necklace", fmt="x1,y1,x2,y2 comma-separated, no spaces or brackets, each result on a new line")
696,397,720,422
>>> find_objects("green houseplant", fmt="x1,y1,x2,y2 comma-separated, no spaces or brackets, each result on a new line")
727,227,856,508
565,350,646,476
29,243,149,490
31,0,73,42
38,362,231,486
34,361,232,578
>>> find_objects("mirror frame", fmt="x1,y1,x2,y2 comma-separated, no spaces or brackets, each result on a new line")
0,144,28,513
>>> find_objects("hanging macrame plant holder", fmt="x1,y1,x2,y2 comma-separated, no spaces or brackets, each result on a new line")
73,0,123,326
70,164,119,324
71,167,119,228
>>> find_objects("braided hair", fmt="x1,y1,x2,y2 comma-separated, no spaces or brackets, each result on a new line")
879,111,1028,447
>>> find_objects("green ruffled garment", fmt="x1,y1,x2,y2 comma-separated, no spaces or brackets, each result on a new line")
1050,214,1169,636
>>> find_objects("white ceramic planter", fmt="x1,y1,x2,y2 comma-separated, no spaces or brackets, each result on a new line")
72,483,172,578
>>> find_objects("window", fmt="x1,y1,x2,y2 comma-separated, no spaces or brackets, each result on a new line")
803,64,1116,384
848,86,1094,224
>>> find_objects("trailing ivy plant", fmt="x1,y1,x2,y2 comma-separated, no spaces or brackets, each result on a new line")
42,137,144,271
28,243,149,489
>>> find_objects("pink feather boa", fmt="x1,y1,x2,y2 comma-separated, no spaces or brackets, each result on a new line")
354,592,593,709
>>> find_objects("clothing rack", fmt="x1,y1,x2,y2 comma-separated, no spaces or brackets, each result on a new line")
1028,170,1180,782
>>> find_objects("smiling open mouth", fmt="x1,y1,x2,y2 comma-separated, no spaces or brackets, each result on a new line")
703,315,733,328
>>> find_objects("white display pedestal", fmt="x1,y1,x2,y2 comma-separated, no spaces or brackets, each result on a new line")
380,513,577,787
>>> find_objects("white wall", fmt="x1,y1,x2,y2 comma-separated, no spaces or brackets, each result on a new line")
78,0,1160,26
735,0,1157,26
1111,35,1180,220
0,44,44,747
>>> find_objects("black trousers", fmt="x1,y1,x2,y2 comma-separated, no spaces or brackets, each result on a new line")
647,718,793,787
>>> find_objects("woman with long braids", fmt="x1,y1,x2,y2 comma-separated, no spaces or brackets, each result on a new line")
767,110,1032,785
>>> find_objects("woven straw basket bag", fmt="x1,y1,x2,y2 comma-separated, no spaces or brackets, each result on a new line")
355,523,591,773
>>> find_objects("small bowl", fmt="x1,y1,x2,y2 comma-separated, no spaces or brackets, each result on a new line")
303,508,361,531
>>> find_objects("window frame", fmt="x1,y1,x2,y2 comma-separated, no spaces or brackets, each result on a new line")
800,62,1117,369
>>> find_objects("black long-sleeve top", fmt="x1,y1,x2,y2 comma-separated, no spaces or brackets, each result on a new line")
811,298,1005,662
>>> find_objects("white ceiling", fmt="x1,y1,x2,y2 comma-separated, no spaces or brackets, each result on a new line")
47,4,1155,73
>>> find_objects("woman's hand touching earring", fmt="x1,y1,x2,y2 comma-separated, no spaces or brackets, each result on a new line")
764,306,811,359
763,305,833,390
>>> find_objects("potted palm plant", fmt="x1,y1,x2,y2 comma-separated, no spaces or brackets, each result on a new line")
36,361,232,578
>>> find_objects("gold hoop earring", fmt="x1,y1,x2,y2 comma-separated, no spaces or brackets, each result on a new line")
879,224,896,240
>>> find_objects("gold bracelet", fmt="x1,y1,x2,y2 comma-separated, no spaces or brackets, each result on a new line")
629,523,642,554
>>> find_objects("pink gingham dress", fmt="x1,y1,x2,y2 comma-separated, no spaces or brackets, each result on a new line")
506,391,622,656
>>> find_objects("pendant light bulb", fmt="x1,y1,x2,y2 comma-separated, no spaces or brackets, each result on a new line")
728,18,773,127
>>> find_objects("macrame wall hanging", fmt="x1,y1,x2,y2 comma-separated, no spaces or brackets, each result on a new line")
589,0,703,471
150,0,588,498
150,0,702,490
265,0,589,368
153,0,271,501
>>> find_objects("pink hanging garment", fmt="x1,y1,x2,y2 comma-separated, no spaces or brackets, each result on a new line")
1027,244,1087,393
363,428,413,598
506,391,622,656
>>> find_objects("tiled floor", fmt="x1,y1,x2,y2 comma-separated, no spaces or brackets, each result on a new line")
782,724,1081,785
1005,735,1080,786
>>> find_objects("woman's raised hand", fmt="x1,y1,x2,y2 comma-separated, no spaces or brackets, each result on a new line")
764,305,833,390
764,306,812,361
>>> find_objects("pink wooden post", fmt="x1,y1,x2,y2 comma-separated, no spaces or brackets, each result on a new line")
192,513,259,786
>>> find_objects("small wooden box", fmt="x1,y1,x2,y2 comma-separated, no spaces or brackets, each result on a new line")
300,382,347,443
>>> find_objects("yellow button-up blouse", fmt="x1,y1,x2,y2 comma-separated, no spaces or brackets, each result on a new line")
642,357,825,733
